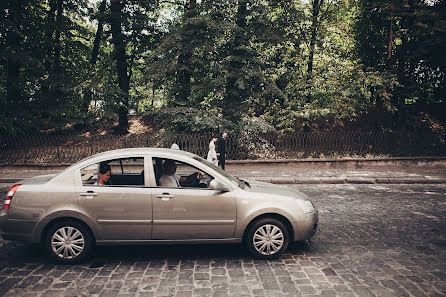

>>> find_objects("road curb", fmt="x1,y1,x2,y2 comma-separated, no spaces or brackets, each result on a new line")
271,177,446,184
227,156,446,166
1,156,446,168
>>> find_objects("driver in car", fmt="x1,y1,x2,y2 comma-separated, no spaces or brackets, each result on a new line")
159,159,202,187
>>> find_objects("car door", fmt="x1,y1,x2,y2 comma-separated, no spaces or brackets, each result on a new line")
76,156,152,241
151,157,236,240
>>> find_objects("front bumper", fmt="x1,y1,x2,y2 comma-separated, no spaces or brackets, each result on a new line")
291,211,318,242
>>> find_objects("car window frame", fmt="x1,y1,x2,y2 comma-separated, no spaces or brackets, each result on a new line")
77,155,150,188
150,157,213,189
147,155,232,190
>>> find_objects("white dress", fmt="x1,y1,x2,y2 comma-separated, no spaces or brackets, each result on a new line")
207,141,218,166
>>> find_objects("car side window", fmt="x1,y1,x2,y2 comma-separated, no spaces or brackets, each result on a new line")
81,157,145,187
81,164,98,185
153,157,213,189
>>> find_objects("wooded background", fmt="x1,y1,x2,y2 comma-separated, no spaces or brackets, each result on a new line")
1,0,445,136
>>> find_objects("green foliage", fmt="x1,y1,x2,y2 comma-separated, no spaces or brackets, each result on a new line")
147,106,278,136
242,116,277,134
354,0,446,107
1,0,444,136
266,102,331,133
147,1,228,108
0,0,94,134
147,107,236,134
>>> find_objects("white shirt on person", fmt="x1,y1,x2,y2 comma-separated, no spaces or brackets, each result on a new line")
159,174,180,187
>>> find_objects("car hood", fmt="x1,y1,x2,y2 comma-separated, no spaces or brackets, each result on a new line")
245,180,310,201
19,174,57,185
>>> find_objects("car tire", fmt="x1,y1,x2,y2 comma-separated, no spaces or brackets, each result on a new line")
245,218,289,260
44,220,93,264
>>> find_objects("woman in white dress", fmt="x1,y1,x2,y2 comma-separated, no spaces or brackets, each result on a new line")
207,137,218,166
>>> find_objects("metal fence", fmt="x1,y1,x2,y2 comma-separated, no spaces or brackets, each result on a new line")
0,131,444,165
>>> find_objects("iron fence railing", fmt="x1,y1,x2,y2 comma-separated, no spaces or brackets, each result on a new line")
0,131,444,164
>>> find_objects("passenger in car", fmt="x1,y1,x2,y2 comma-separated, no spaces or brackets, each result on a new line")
159,159,202,187
96,162,112,185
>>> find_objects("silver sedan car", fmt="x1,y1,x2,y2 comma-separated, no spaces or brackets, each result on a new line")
0,148,318,263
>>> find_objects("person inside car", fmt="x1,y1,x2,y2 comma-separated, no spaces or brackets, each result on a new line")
159,159,202,187
96,162,112,185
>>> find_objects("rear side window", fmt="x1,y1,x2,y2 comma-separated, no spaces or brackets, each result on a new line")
81,157,145,186
81,164,98,185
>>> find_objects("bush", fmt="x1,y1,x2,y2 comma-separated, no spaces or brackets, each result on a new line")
146,107,238,134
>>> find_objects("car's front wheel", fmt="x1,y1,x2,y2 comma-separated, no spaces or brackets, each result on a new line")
44,220,93,264
245,218,289,260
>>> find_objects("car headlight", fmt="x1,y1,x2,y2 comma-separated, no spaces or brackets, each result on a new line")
301,200,315,214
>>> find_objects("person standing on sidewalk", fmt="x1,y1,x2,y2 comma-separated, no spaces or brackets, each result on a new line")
207,136,218,166
216,132,228,170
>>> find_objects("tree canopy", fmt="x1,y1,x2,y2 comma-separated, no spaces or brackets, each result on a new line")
1,0,444,135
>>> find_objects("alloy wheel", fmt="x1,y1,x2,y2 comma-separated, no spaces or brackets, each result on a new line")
252,224,284,255
51,226,85,259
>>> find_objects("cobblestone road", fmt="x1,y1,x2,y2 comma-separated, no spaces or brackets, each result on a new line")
0,184,445,297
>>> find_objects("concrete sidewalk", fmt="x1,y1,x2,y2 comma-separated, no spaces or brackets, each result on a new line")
1,158,445,185
227,163,446,184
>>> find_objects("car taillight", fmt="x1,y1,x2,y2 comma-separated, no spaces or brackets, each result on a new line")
3,184,21,210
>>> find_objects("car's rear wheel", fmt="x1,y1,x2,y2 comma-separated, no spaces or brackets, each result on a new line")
44,220,93,264
245,218,289,260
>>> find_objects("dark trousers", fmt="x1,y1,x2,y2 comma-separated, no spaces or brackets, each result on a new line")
219,156,226,170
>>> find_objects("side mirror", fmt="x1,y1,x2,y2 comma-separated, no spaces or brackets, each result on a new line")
210,179,231,192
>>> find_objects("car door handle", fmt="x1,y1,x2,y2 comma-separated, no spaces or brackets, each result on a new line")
156,193,174,200
80,192,98,199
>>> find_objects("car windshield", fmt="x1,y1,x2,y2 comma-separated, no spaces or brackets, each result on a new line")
193,156,241,187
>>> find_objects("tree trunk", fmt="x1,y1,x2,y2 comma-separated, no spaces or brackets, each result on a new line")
44,0,57,72
188,0,196,9
176,53,192,107
175,0,196,107
90,0,106,66
39,0,57,112
387,0,394,65
110,0,130,133
53,0,63,74
82,0,107,115
223,0,248,123
386,1,395,113
306,0,324,102
6,0,22,111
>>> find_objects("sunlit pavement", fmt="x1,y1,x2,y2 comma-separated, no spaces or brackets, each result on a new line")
0,184,445,297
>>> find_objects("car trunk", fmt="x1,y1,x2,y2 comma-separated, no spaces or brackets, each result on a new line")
18,174,56,185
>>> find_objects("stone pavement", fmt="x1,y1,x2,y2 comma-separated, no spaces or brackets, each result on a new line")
0,184,445,297
0,159,445,185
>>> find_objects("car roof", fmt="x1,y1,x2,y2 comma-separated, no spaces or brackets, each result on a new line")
86,147,196,160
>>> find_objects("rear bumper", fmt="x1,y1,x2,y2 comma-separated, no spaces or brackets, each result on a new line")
0,210,7,234
1,233,33,242
0,210,35,243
